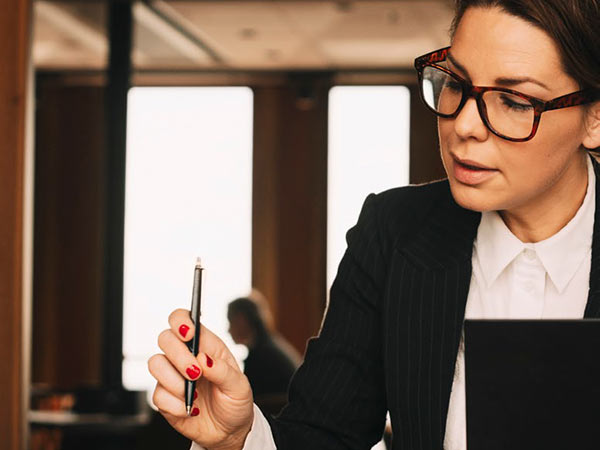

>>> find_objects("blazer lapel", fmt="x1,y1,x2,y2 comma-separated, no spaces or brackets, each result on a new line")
584,157,600,318
387,186,480,450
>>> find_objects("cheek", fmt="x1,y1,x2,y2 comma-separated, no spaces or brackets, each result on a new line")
437,120,454,170
517,111,584,179
538,99,590,148
500,147,553,193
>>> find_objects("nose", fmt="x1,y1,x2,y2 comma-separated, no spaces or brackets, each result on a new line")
453,97,489,141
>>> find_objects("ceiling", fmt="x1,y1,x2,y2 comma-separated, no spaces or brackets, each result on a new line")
33,0,455,71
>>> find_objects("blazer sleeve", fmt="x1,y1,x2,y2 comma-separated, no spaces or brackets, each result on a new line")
268,193,388,450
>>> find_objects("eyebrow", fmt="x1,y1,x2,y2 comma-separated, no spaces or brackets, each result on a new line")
447,52,550,91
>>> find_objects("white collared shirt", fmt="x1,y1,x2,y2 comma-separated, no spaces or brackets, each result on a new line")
444,156,595,450
193,158,595,450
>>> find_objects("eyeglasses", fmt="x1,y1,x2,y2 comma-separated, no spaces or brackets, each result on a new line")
414,47,600,142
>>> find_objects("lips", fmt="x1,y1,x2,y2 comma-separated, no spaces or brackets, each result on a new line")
454,157,494,170
451,155,498,185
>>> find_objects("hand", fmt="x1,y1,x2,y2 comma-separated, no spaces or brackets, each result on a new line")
148,309,254,450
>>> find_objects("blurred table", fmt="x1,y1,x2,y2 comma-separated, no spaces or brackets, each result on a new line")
29,409,151,450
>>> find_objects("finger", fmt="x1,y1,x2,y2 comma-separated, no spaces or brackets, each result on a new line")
167,310,238,368
197,325,239,367
158,330,203,381
196,352,252,401
169,308,195,342
168,310,225,358
153,383,196,418
147,353,187,398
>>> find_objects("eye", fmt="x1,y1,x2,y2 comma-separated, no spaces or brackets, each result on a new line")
499,94,533,112
443,79,462,93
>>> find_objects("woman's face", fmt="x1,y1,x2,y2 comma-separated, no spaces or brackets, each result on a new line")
439,6,590,214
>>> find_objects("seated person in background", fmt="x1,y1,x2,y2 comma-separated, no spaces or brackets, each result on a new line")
228,291,301,415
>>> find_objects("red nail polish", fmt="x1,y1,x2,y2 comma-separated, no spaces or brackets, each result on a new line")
193,391,198,400
206,355,213,368
191,407,200,417
179,324,189,338
186,365,201,379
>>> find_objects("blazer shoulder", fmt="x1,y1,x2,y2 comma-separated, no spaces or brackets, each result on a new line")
377,178,450,210
368,178,453,253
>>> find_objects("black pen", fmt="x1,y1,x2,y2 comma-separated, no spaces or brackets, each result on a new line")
185,257,203,416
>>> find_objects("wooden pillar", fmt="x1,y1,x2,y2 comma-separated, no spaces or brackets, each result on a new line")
33,78,106,388
0,0,33,448
252,74,331,354
103,0,132,389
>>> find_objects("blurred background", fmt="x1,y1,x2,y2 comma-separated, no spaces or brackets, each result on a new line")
2,0,452,449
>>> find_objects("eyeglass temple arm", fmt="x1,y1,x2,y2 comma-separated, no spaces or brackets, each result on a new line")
544,89,600,112
414,47,450,70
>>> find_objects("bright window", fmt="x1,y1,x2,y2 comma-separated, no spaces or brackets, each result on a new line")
123,87,253,391
327,86,410,290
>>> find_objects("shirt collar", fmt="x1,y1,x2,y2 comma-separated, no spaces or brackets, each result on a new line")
475,156,595,293
475,208,525,288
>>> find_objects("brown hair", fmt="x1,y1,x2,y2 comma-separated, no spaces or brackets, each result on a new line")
451,0,600,91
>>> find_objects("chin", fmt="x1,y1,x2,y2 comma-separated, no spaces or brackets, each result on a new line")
448,181,499,212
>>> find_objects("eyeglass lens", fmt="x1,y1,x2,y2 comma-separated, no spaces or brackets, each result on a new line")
421,65,535,140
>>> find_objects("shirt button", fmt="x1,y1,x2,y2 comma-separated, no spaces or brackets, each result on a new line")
524,281,534,292
524,249,536,260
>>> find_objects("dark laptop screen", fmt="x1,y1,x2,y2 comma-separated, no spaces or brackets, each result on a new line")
465,320,600,450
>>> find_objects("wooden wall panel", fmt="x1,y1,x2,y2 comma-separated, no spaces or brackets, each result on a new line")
252,76,330,354
32,78,105,388
251,87,281,318
0,0,32,448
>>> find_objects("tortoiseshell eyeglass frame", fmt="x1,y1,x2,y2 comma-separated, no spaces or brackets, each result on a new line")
414,46,600,142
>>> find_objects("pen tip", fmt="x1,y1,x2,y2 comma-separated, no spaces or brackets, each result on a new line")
195,257,202,268
186,405,192,416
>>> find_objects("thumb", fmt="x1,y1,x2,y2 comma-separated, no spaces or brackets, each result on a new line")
197,352,251,400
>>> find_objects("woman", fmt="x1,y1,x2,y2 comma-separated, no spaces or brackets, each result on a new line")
148,1,600,449
227,295,300,414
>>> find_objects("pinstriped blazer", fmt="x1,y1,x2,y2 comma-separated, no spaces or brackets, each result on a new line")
269,159,600,450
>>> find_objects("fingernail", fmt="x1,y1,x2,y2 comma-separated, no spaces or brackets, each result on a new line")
206,355,213,368
186,365,201,379
179,324,189,338
191,407,200,417
193,391,198,400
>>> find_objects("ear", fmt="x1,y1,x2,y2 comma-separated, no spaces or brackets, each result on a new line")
583,101,600,149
